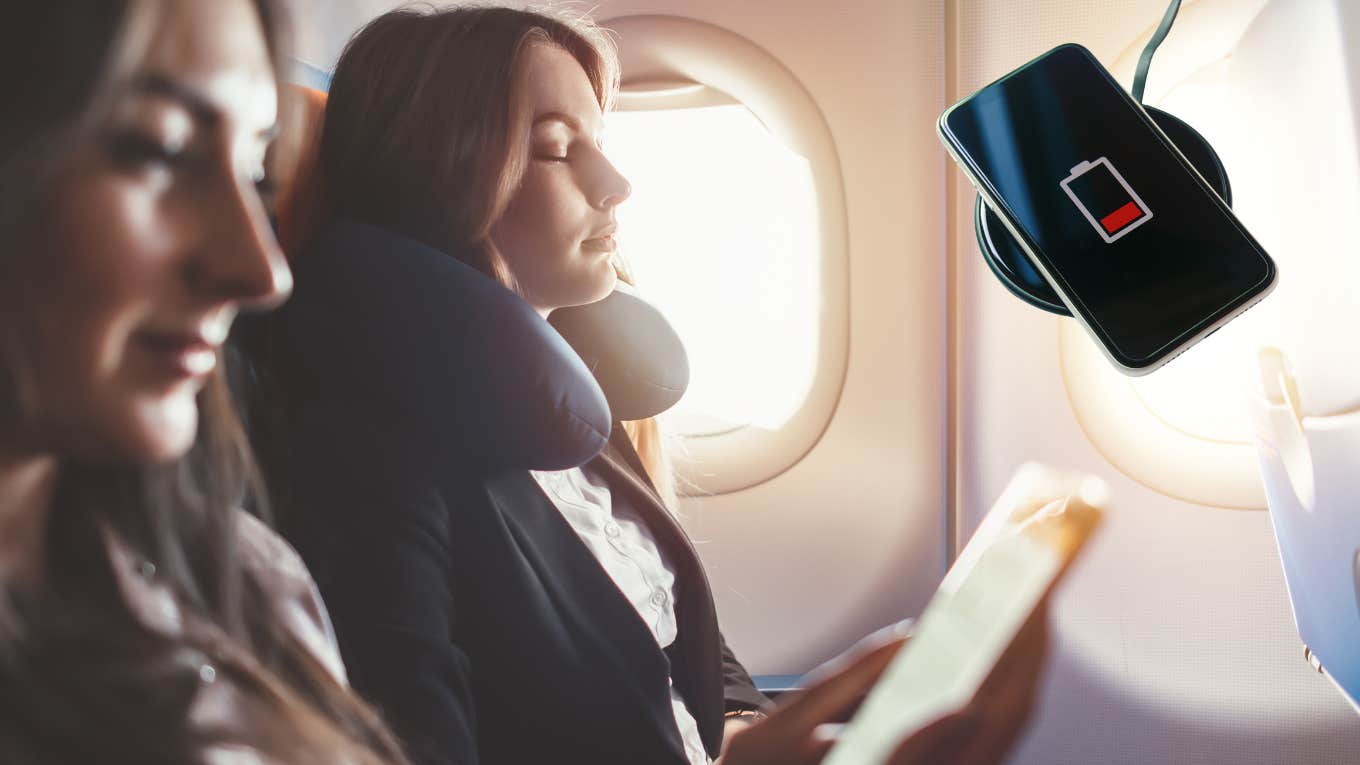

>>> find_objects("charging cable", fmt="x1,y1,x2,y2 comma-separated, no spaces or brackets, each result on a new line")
1132,0,1183,103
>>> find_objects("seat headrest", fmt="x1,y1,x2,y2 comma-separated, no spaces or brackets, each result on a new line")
550,288,689,422
273,219,612,471
276,85,329,255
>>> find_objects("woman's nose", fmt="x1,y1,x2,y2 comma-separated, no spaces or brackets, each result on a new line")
593,155,632,210
194,173,293,312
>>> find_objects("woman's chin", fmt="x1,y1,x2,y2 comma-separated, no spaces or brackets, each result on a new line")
590,267,619,303
123,391,200,464
549,268,618,312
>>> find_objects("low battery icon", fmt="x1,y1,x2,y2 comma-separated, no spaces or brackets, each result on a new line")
1059,157,1152,243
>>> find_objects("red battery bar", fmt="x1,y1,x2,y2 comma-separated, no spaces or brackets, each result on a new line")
1060,157,1153,244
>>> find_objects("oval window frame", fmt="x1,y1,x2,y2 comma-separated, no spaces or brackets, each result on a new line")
603,15,850,495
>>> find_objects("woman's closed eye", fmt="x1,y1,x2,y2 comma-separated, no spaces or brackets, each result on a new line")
106,129,193,175
533,140,607,164
533,148,571,163
106,126,277,207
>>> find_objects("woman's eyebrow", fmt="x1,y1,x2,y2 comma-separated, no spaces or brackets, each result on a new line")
532,111,582,132
131,74,278,140
133,74,222,126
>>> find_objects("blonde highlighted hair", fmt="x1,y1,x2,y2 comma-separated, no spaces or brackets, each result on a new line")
615,261,679,512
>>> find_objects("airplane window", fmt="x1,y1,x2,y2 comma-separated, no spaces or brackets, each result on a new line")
1128,309,1276,445
606,101,820,437
602,15,849,495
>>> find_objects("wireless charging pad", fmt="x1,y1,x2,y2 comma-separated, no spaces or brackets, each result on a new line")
975,106,1233,316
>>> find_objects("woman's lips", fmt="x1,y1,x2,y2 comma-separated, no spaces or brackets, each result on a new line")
581,235,617,254
137,332,218,379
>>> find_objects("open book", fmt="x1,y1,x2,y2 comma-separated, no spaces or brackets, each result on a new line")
823,463,1107,765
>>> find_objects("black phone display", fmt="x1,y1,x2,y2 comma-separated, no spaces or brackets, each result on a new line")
938,44,1275,373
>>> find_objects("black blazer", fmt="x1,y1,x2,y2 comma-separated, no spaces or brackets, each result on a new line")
277,387,768,764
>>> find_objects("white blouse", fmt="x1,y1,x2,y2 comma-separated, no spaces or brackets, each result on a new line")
530,466,711,765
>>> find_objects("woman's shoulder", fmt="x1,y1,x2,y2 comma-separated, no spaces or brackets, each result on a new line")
234,510,312,584
233,511,348,684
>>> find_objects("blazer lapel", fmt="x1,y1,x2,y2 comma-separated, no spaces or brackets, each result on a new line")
482,467,690,762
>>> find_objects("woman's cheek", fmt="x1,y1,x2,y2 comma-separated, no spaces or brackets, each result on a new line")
29,169,185,461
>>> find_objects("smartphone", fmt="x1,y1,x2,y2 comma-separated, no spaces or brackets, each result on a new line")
938,43,1276,374
823,463,1106,765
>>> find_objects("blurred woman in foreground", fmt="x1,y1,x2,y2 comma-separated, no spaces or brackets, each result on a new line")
0,1,408,761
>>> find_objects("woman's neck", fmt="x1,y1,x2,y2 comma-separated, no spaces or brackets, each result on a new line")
0,450,58,589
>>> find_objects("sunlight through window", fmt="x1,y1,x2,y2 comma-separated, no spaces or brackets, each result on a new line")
605,104,821,437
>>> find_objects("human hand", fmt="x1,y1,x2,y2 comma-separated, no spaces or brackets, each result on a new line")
716,624,911,765
886,601,1051,765
718,601,1050,765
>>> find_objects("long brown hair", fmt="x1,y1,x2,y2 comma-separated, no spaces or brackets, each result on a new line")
0,1,406,762
319,5,617,283
318,5,674,501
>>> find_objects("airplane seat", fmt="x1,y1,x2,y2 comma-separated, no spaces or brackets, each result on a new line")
1250,348,1360,714
275,85,330,256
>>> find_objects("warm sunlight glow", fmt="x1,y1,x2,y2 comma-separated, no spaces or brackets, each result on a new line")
605,105,821,436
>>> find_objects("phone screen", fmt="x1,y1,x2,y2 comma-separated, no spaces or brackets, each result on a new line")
941,44,1274,368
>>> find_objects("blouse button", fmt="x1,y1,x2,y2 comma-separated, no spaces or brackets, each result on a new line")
650,588,668,608
188,651,217,684
605,522,622,538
